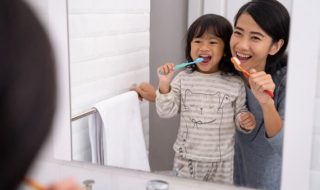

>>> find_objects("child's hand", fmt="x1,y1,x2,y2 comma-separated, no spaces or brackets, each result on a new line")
157,63,175,94
131,82,156,102
239,112,256,131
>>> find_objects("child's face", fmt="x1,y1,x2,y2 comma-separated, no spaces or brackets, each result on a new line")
190,32,224,74
230,13,282,72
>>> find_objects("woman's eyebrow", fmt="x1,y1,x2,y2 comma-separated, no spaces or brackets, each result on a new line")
235,26,265,37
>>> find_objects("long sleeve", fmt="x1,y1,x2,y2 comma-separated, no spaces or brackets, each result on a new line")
234,81,251,133
156,73,182,118
265,74,286,155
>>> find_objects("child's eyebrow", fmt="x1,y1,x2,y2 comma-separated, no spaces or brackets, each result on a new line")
234,26,265,38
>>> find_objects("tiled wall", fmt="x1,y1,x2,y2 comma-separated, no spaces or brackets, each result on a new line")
68,0,150,161
310,45,320,190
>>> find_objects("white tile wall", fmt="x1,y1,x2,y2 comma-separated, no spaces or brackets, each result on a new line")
68,0,150,161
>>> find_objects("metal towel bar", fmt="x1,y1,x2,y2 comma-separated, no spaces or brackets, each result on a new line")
71,108,97,122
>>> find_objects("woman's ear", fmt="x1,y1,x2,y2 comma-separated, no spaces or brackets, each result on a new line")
269,39,284,55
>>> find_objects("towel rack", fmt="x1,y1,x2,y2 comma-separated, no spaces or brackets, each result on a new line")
71,108,97,122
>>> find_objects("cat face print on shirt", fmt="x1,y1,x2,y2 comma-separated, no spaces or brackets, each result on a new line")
182,89,230,128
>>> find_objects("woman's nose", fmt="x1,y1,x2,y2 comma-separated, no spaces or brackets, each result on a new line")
236,37,250,50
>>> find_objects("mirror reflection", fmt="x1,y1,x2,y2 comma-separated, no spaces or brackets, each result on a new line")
68,0,291,189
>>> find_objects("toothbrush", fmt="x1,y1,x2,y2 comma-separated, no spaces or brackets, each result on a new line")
24,177,45,190
231,57,274,98
174,57,204,70
159,58,204,74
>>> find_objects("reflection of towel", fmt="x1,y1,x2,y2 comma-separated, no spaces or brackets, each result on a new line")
89,91,150,171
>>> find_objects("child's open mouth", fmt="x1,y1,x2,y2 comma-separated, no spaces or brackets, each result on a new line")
199,55,211,64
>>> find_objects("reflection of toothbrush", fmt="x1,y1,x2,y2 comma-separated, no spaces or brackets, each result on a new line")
231,57,274,98
159,57,204,74
174,57,204,70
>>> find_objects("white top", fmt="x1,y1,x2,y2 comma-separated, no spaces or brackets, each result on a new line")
156,71,248,162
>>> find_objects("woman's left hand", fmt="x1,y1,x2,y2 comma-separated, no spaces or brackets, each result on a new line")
248,69,275,105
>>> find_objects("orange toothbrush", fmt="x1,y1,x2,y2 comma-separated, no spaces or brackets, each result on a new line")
231,57,274,98
24,177,45,190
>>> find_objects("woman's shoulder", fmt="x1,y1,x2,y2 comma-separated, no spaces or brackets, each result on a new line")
273,66,287,88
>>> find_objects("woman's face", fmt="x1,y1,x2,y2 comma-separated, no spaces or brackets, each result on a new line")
230,13,281,72
190,31,224,74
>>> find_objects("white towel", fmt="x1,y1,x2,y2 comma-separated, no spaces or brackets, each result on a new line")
89,91,150,171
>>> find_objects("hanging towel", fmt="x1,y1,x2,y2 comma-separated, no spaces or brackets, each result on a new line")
89,91,150,171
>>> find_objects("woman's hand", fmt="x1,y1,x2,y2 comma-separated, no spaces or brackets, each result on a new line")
131,82,156,102
248,69,275,105
157,63,175,94
239,112,256,131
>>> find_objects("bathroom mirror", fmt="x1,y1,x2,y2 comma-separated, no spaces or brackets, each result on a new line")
68,0,292,182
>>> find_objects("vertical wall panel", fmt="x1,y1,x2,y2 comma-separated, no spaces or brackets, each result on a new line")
68,0,150,161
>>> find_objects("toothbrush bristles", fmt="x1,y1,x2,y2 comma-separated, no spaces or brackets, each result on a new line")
231,57,241,65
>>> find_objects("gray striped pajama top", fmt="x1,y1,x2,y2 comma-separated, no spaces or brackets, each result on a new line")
156,70,249,162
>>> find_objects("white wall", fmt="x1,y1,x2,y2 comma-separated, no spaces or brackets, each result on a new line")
188,0,291,26
68,0,150,161
25,0,72,160
281,1,320,190
310,30,320,190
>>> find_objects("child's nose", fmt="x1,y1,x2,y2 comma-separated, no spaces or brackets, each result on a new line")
199,43,210,51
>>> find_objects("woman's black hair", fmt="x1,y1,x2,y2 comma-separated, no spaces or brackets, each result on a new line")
0,0,56,189
185,14,237,74
234,0,290,74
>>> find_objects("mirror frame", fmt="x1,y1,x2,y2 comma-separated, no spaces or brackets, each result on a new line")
281,0,318,189
49,0,319,190
49,0,72,160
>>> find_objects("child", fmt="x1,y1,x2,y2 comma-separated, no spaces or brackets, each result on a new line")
155,14,256,184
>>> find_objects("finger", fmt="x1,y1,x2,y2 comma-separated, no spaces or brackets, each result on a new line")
239,113,251,122
132,87,143,101
249,68,257,74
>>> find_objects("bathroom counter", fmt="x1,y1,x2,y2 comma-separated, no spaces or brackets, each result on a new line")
25,158,253,190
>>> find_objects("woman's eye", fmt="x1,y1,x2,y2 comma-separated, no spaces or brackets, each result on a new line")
251,36,261,41
233,31,242,36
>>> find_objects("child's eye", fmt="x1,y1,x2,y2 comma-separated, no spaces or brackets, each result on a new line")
209,41,218,45
193,40,201,43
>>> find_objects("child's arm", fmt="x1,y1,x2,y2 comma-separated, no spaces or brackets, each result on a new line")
234,80,256,133
155,63,181,118
158,63,175,93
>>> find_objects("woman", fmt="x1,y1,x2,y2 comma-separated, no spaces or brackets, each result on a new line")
133,0,289,189
0,0,82,189
230,0,289,189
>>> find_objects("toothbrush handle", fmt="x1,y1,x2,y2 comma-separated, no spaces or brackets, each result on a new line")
174,62,195,70
264,90,274,98
241,69,273,98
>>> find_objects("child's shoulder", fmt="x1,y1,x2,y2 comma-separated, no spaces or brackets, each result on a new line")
220,72,244,85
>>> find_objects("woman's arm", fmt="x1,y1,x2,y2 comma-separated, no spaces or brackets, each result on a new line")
260,99,283,138
248,69,283,137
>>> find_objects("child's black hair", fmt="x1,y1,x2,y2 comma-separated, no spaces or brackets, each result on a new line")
234,0,290,74
185,14,237,75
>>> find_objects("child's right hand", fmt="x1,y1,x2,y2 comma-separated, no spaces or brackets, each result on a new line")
157,63,175,94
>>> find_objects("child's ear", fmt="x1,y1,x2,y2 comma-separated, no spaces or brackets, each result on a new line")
269,39,284,55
